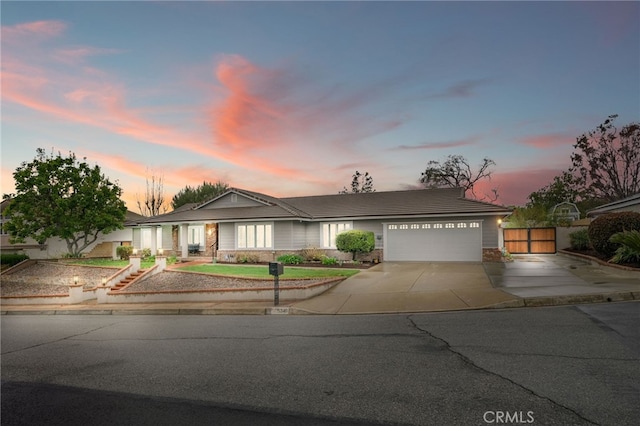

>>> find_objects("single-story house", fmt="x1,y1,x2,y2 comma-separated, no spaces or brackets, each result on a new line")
1,197,142,259
587,193,640,218
129,187,512,263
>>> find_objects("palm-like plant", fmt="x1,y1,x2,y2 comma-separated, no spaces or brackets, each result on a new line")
609,230,640,264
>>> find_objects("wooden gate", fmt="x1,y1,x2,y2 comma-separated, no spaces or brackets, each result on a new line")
503,228,556,254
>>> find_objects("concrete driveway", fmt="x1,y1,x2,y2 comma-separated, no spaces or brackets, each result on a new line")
485,254,640,298
291,255,639,315
291,262,519,314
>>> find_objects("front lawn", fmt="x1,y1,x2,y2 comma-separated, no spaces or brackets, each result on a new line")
175,263,360,279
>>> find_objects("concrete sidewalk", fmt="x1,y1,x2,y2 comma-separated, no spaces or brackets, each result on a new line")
2,256,638,315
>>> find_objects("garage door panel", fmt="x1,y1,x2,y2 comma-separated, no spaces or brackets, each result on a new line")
385,221,482,262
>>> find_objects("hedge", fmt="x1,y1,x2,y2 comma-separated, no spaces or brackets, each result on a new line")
588,211,640,257
0,253,30,266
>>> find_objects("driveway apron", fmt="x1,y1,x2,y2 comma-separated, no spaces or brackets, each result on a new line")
483,254,639,298
291,262,518,314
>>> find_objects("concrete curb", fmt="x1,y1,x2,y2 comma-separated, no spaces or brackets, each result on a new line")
521,292,636,308
1,292,637,316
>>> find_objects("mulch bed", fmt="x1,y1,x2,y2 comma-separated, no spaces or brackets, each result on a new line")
562,248,640,269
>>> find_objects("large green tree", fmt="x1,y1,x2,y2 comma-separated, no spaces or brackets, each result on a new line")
527,171,579,211
570,115,640,202
525,115,639,216
171,180,229,210
4,149,127,256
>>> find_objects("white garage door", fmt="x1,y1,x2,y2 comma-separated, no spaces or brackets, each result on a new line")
384,221,482,262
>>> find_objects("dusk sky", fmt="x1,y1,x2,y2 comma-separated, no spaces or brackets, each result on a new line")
1,1,638,209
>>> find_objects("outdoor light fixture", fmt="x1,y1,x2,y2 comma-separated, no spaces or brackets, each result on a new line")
73,275,79,285
158,248,164,255
102,277,107,286
132,248,138,255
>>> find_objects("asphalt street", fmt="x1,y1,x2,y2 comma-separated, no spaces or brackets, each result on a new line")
2,302,639,425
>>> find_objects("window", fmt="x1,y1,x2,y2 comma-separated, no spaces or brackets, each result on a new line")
322,222,351,248
399,224,409,230
457,223,467,228
470,222,480,228
237,223,272,249
388,225,398,230
141,227,164,249
422,224,431,229
188,225,204,246
434,224,443,229
411,224,420,230
445,223,455,229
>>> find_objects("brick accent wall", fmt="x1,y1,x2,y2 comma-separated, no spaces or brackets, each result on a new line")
482,248,503,262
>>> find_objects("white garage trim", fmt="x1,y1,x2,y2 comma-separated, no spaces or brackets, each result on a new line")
383,220,482,262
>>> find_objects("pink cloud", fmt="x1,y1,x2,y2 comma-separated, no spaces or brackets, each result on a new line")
474,168,563,206
53,46,124,64
393,136,479,151
1,20,66,39
519,133,572,149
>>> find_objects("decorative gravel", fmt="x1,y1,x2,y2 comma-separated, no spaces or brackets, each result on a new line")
121,271,329,293
1,262,332,296
1,262,117,297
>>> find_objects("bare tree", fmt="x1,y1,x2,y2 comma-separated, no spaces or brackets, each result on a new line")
136,171,168,217
339,171,375,194
420,155,498,201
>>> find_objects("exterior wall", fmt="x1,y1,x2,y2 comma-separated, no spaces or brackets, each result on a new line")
305,223,321,247
218,222,235,250
161,226,172,252
273,221,292,250
16,228,133,260
556,225,588,250
187,216,503,263
132,228,141,249
201,193,264,209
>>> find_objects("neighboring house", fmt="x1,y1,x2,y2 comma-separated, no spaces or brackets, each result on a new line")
0,197,140,259
587,193,640,218
129,187,512,262
549,201,581,223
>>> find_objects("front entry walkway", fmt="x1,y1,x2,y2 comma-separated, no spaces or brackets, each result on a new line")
291,262,519,314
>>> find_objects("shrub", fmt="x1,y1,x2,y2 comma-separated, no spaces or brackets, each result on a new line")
277,254,304,265
335,230,375,261
141,248,152,259
588,212,640,257
0,253,29,266
609,230,640,264
568,228,591,251
321,256,338,266
116,245,133,260
236,252,260,263
300,247,324,262
62,252,83,258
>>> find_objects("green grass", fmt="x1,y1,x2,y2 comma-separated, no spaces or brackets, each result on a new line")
62,259,358,280
175,264,359,279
